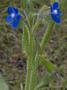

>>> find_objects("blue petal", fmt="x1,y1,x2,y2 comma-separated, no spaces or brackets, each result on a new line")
11,20,19,28
7,6,18,14
13,7,18,14
11,15,21,28
51,14,61,23
53,2,59,9
56,9,62,17
6,15,12,23
51,2,59,12
16,14,21,20
51,9,61,17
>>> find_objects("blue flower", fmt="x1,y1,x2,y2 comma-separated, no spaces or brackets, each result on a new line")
6,7,21,28
50,2,62,23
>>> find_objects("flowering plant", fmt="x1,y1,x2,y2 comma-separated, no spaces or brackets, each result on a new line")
21,1,63,90
0,0,66,90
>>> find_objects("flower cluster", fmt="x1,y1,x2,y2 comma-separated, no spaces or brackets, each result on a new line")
50,2,62,23
6,7,21,28
6,2,62,29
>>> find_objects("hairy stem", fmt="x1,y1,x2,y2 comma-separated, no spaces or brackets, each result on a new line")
40,21,54,53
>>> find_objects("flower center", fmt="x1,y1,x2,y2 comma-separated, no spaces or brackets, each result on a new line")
11,13,15,18
53,9,58,15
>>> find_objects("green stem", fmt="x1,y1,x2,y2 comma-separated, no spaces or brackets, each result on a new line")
25,30,37,90
24,30,33,90
40,21,54,53
25,56,32,90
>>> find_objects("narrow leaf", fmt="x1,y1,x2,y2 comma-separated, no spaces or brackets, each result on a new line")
0,75,9,90
34,73,53,90
39,56,56,73
22,23,30,54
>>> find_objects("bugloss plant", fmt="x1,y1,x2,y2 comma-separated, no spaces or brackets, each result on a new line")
22,0,63,90
0,0,66,90
22,0,67,90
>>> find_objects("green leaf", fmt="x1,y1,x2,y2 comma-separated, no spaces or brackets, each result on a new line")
40,21,54,53
61,0,67,9
21,0,29,9
0,75,9,90
22,23,30,54
34,73,53,90
39,56,56,73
